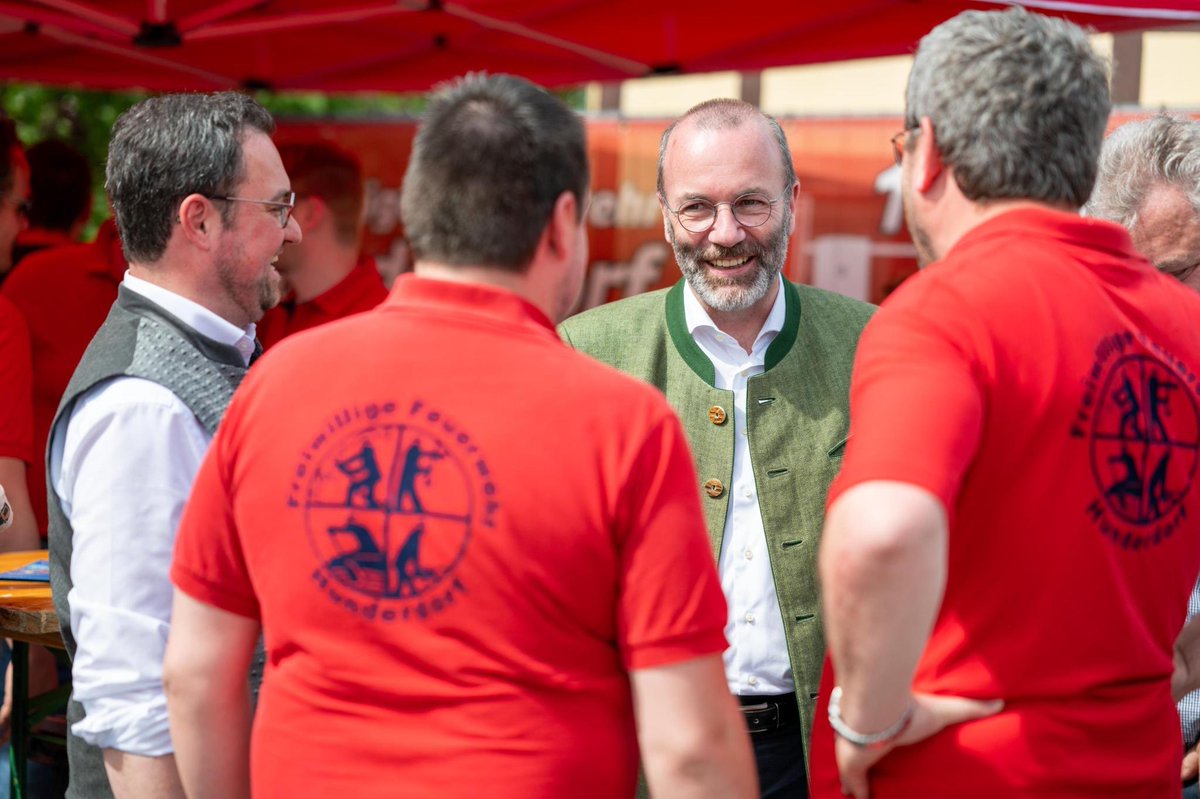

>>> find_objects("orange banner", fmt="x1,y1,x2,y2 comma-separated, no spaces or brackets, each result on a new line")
278,111,1171,308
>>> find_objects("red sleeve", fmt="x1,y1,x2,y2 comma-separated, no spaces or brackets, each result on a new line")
171,391,259,619
0,298,34,463
616,409,728,671
829,277,987,512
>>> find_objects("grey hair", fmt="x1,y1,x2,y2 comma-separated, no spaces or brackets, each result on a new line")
401,73,588,273
105,91,275,264
905,6,1111,208
1084,113,1200,229
657,99,797,197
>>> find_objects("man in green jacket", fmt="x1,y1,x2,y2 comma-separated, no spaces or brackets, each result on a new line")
560,98,874,797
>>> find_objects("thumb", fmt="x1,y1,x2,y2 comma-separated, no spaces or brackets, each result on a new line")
1184,746,1199,782
899,694,1004,745
927,694,1004,725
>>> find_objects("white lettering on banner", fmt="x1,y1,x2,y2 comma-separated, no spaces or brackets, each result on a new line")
588,182,662,230
364,178,403,235
581,241,670,310
875,165,904,235
375,238,411,287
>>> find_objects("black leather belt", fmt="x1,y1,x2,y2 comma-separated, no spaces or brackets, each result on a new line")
738,693,800,735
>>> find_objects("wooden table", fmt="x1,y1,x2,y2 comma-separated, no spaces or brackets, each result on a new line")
0,550,61,796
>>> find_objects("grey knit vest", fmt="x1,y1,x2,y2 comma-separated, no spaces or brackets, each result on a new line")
46,286,257,799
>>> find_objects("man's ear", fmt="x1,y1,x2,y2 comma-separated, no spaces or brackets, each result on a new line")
542,190,580,263
294,195,324,231
177,193,219,250
658,194,673,243
912,116,944,194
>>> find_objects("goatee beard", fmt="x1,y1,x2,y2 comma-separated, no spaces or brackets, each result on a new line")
671,220,788,313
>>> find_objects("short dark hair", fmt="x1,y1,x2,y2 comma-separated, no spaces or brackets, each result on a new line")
26,139,91,232
905,7,1111,207
279,141,364,247
400,73,589,272
105,91,276,264
0,119,20,198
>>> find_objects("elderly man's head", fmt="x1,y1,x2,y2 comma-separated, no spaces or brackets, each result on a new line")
1086,114,1200,289
656,99,798,316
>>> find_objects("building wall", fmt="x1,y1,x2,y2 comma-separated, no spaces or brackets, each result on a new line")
586,30,1200,117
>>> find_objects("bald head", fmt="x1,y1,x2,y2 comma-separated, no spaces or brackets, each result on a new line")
657,99,796,199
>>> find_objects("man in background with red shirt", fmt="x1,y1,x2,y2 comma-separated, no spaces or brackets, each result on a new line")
163,74,755,799
3,218,126,535
813,8,1200,798
255,141,386,349
0,117,39,551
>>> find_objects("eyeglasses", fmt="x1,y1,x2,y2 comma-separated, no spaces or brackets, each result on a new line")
1162,260,1200,284
663,187,790,234
1,196,31,219
207,191,296,228
890,127,920,167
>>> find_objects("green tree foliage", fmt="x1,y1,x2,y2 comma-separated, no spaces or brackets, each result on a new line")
0,82,582,239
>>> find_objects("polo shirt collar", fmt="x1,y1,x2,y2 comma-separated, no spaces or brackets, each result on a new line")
306,257,379,317
949,206,1139,262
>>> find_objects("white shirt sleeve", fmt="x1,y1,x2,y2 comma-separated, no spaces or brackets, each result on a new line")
52,376,212,756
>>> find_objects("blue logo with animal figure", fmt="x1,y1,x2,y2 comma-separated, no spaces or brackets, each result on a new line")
293,400,499,621
1077,336,1200,550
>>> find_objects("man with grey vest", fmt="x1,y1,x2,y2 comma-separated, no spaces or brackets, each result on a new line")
47,92,301,799
560,99,873,797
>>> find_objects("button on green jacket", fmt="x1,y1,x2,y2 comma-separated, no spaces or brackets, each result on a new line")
559,278,874,760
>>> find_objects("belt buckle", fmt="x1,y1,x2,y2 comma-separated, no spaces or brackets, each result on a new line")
740,701,781,735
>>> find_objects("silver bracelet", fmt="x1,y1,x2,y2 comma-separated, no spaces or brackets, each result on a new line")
827,686,913,749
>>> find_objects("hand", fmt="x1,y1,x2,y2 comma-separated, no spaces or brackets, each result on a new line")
835,692,1004,799
1184,739,1200,784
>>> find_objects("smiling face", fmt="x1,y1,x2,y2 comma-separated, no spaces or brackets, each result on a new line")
660,117,795,316
213,130,301,326
1132,182,1200,292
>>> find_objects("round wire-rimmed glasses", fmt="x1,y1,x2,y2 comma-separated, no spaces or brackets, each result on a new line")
663,186,790,234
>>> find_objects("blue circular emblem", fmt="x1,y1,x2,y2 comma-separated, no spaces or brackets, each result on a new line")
303,422,475,602
1090,353,1200,526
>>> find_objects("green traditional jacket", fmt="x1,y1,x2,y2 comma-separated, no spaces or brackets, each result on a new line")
559,278,874,758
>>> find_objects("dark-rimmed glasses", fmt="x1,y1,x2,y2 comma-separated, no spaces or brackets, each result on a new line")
208,191,296,228
663,187,790,234
890,127,920,167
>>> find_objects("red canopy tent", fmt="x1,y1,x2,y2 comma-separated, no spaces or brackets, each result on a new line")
0,0,1198,93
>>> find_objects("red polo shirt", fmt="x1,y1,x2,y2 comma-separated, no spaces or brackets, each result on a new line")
172,275,729,799
256,256,388,350
811,208,1200,798
2,220,126,533
0,294,34,464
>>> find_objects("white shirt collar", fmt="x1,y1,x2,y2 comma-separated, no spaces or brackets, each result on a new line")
123,271,257,365
683,274,787,356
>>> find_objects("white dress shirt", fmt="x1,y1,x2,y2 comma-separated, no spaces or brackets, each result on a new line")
683,277,794,696
49,272,256,755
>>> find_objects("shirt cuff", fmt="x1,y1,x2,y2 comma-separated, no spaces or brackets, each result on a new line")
71,688,174,756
